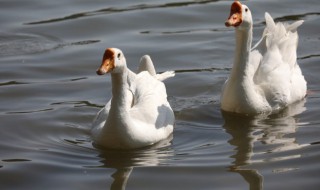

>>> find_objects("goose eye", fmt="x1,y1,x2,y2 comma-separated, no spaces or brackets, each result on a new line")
117,53,121,59
245,8,248,12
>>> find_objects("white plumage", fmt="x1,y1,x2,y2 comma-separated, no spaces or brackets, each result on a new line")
92,48,175,149
221,1,307,115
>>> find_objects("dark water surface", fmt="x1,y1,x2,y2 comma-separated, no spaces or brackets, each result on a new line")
0,0,319,189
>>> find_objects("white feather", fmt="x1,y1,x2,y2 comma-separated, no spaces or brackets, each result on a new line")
92,49,175,149
221,3,307,115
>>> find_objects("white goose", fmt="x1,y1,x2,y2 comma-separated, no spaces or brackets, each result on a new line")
91,48,175,149
221,1,307,115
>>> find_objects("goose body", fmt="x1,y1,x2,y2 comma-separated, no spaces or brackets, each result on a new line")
221,1,307,115
92,48,175,149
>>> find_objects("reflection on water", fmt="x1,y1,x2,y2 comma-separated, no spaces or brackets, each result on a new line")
110,167,133,190
91,99,308,190
223,99,307,190
92,135,173,190
0,0,319,189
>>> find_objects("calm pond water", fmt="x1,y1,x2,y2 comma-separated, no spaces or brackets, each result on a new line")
0,0,319,189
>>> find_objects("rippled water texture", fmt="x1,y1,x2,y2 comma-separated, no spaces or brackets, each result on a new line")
0,0,319,189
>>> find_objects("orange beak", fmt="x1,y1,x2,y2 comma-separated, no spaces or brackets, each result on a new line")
225,1,243,27
96,48,115,75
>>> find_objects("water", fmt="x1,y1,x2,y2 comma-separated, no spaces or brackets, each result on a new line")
0,0,319,189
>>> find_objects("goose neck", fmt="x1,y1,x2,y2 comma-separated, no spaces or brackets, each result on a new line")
110,68,130,108
231,27,253,80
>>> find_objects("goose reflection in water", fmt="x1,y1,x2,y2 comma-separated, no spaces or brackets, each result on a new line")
93,135,173,190
222,99,307,190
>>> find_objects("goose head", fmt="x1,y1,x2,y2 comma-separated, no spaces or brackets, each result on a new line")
225,1,252,30
96,48,127,75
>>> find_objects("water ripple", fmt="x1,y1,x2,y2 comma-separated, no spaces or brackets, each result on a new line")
141,27,230,35
298,54,320,60
51,101,102,108
274,12,320,22
2,159,31,163
25,0,218,25
0,81,27,87
174,67,230,73
0,33,59,56
6,108,54,114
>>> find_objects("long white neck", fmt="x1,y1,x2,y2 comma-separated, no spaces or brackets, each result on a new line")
221,25,260,113
96,67,134,145
229,27,253,82
110,68,132,112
